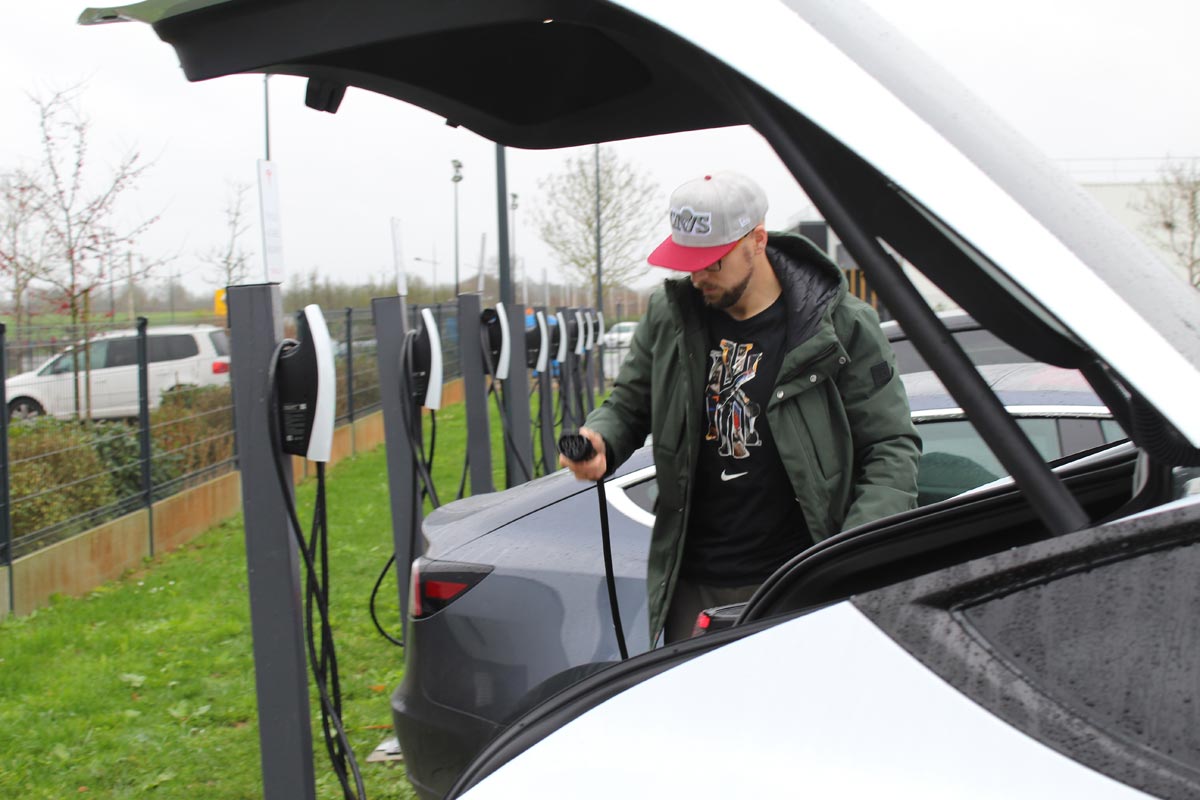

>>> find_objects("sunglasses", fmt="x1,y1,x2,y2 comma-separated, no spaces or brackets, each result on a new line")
699,228,759,273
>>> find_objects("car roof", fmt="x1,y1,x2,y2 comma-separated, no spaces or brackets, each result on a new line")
94,324,221,337
902,363,1106,415
879,309,974,341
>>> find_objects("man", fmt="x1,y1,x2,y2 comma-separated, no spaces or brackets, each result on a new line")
561,171,920,644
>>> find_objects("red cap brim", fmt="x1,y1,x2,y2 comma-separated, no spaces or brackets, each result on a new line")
647,234,741,272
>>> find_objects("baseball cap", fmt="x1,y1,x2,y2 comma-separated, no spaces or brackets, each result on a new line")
647,172,768,272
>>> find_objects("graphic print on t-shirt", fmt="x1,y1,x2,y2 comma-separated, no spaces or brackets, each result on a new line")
705,339,764,459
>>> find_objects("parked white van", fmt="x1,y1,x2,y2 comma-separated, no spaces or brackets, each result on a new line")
5,325,230,420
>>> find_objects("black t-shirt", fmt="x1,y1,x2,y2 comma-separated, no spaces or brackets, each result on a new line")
682,294,810,585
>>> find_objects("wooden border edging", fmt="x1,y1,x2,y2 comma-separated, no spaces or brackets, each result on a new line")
1,405,401,620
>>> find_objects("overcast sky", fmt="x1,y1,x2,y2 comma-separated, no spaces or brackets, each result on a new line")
3,1,1199,299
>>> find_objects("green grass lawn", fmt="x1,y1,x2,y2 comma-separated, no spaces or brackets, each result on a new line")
0,384,597,799
0,443,418,799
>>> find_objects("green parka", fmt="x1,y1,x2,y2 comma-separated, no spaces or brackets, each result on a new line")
586,232,921,639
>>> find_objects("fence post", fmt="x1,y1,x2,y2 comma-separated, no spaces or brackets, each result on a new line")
0,324,12,618
344,307,355,456
136,317,155,557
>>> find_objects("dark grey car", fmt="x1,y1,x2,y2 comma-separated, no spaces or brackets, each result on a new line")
394,325,1124,798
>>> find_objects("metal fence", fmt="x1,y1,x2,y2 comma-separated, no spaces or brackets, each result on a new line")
0,305,431,569
0,300,587,574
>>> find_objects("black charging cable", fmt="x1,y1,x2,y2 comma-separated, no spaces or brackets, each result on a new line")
267,340,366,800
478,325,534,483
558,433,629,661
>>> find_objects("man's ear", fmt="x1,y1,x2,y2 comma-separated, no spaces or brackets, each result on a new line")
750,224,768,254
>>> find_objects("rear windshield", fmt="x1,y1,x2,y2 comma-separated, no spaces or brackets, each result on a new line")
209,330,230,356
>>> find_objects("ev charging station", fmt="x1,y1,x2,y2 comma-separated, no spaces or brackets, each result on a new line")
462,296,535,491
580,309,597,415
370,296,444,636
228,285,338,800
530,307,557,475
555,307,579,431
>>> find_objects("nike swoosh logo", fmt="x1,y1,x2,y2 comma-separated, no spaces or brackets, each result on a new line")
720,470,749,482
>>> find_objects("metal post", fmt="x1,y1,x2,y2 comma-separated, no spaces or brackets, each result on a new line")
496,146,513,306
228,284,318,800
581,311,596,415
534,307,557,475
459,293,495,494
557,307,578,430
371,295,421,633
135,318,155,557
0,324,13,618
594,144,605,385
452,160,463,296
263,75,272,160
503,302,534,487
344,307,356,455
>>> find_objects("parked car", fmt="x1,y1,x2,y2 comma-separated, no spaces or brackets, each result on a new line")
89,2,1200,799
393,347,1123,798
601,321,638,350
5,325,231,420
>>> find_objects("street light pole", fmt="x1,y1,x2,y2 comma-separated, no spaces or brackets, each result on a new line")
511,192,524,306
452,160,463,297
413,254,440,301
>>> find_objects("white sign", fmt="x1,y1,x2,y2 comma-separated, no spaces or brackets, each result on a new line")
257,159,286,283
391,217,407,297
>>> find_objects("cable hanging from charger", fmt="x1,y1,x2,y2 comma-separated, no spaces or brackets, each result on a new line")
267,337,366,800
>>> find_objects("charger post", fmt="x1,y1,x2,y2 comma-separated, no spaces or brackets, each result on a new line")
228,283,317,800
533,306,557,474
501,302,534,488
371,295,423,630
458,293,495,494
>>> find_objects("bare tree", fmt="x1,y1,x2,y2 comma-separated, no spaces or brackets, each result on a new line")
533,146,660,303
1134,160,1200,290
0,170,44,330
24,88,162,417
201,182,253,288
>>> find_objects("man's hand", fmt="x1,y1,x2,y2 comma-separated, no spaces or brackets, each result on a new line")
559,427,607,481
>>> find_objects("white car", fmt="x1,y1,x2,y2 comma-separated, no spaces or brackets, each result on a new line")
601,321,638,350
6,325,231,420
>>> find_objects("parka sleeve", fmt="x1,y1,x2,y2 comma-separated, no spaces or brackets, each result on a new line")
583,292,661,474
834,302,923,531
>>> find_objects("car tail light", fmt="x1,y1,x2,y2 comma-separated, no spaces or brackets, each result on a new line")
409,558,492,620
212,359,230,374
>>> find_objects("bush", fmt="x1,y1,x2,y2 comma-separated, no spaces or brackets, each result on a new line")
149,384,235,478
8,417,118,539
91,420,181,502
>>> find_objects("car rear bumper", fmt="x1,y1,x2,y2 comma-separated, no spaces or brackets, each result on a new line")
392,675,501,799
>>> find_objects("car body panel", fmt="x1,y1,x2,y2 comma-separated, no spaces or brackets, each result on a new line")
457,601,1152,800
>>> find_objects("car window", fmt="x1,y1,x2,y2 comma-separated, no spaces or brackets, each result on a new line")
148,334,200,363
1100,419,1127,444
209,330,230,356
915,417,1064,505
623,477,658,514
43,352,75,375
892,329,1034,375
104,338,139,368
44,341,110,374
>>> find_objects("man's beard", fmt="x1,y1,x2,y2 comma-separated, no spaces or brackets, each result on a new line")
704,271,752,310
